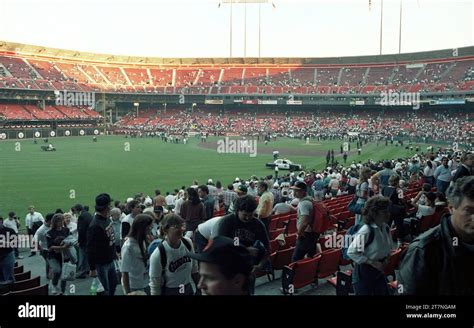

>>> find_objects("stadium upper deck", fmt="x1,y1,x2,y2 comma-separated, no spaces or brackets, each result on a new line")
1,41,473,95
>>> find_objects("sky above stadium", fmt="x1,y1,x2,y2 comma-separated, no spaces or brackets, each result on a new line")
0,0,472,58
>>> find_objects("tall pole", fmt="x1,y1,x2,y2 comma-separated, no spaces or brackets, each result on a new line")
380,0,384,55
399,0,403,54
230,0,233,57
258,3,261,57
244,2,247,57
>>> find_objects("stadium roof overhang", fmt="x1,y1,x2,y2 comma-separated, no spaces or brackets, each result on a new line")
1,41,474,67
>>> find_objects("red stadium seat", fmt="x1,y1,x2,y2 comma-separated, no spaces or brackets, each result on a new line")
281,254,322,294
271,247,296,271
317,249,342,279
269,228,285,240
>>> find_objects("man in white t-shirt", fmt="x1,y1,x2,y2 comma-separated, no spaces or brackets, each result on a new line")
34,213,52,278
195,216,223,252
272,198,298,216
413,192,436,219
25,206,44,256
233,178,241,190
404,192,437,236
165,192,176,210
207,179,217,198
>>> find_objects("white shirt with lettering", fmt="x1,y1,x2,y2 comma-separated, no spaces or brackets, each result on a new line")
149,237,197,295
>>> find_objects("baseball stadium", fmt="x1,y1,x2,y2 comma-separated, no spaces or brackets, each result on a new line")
0,0,473,303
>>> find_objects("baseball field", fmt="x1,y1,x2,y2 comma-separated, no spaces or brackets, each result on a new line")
0,135,447,224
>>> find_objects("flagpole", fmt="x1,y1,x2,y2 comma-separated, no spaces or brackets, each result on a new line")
258,3,261,57
399,0,403,54
380,0,384,55
244,1,247,57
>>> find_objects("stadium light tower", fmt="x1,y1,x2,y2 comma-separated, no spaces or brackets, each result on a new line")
379,0,384,55
399,0,403,54
219,0,274,58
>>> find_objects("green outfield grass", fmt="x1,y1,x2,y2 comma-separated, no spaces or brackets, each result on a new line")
0,135,444,225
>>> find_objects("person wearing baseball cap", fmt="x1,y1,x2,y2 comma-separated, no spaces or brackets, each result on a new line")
87,193,118,295
290,181,318,262
190,236,254,295
228,184,248,214
235,184,248,195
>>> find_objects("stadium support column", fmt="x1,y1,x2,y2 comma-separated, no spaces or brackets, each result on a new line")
102,93,107,134
134,102,139,117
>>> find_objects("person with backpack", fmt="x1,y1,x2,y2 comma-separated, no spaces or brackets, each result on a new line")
88,193,118,296
347,196,393,295
149,214,199,295
291,181,320,262
121,214,153,295
381,174,407,246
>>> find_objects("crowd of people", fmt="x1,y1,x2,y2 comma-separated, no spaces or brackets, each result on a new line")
1,54,473,94
113,108,473,145
1,146,472,295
